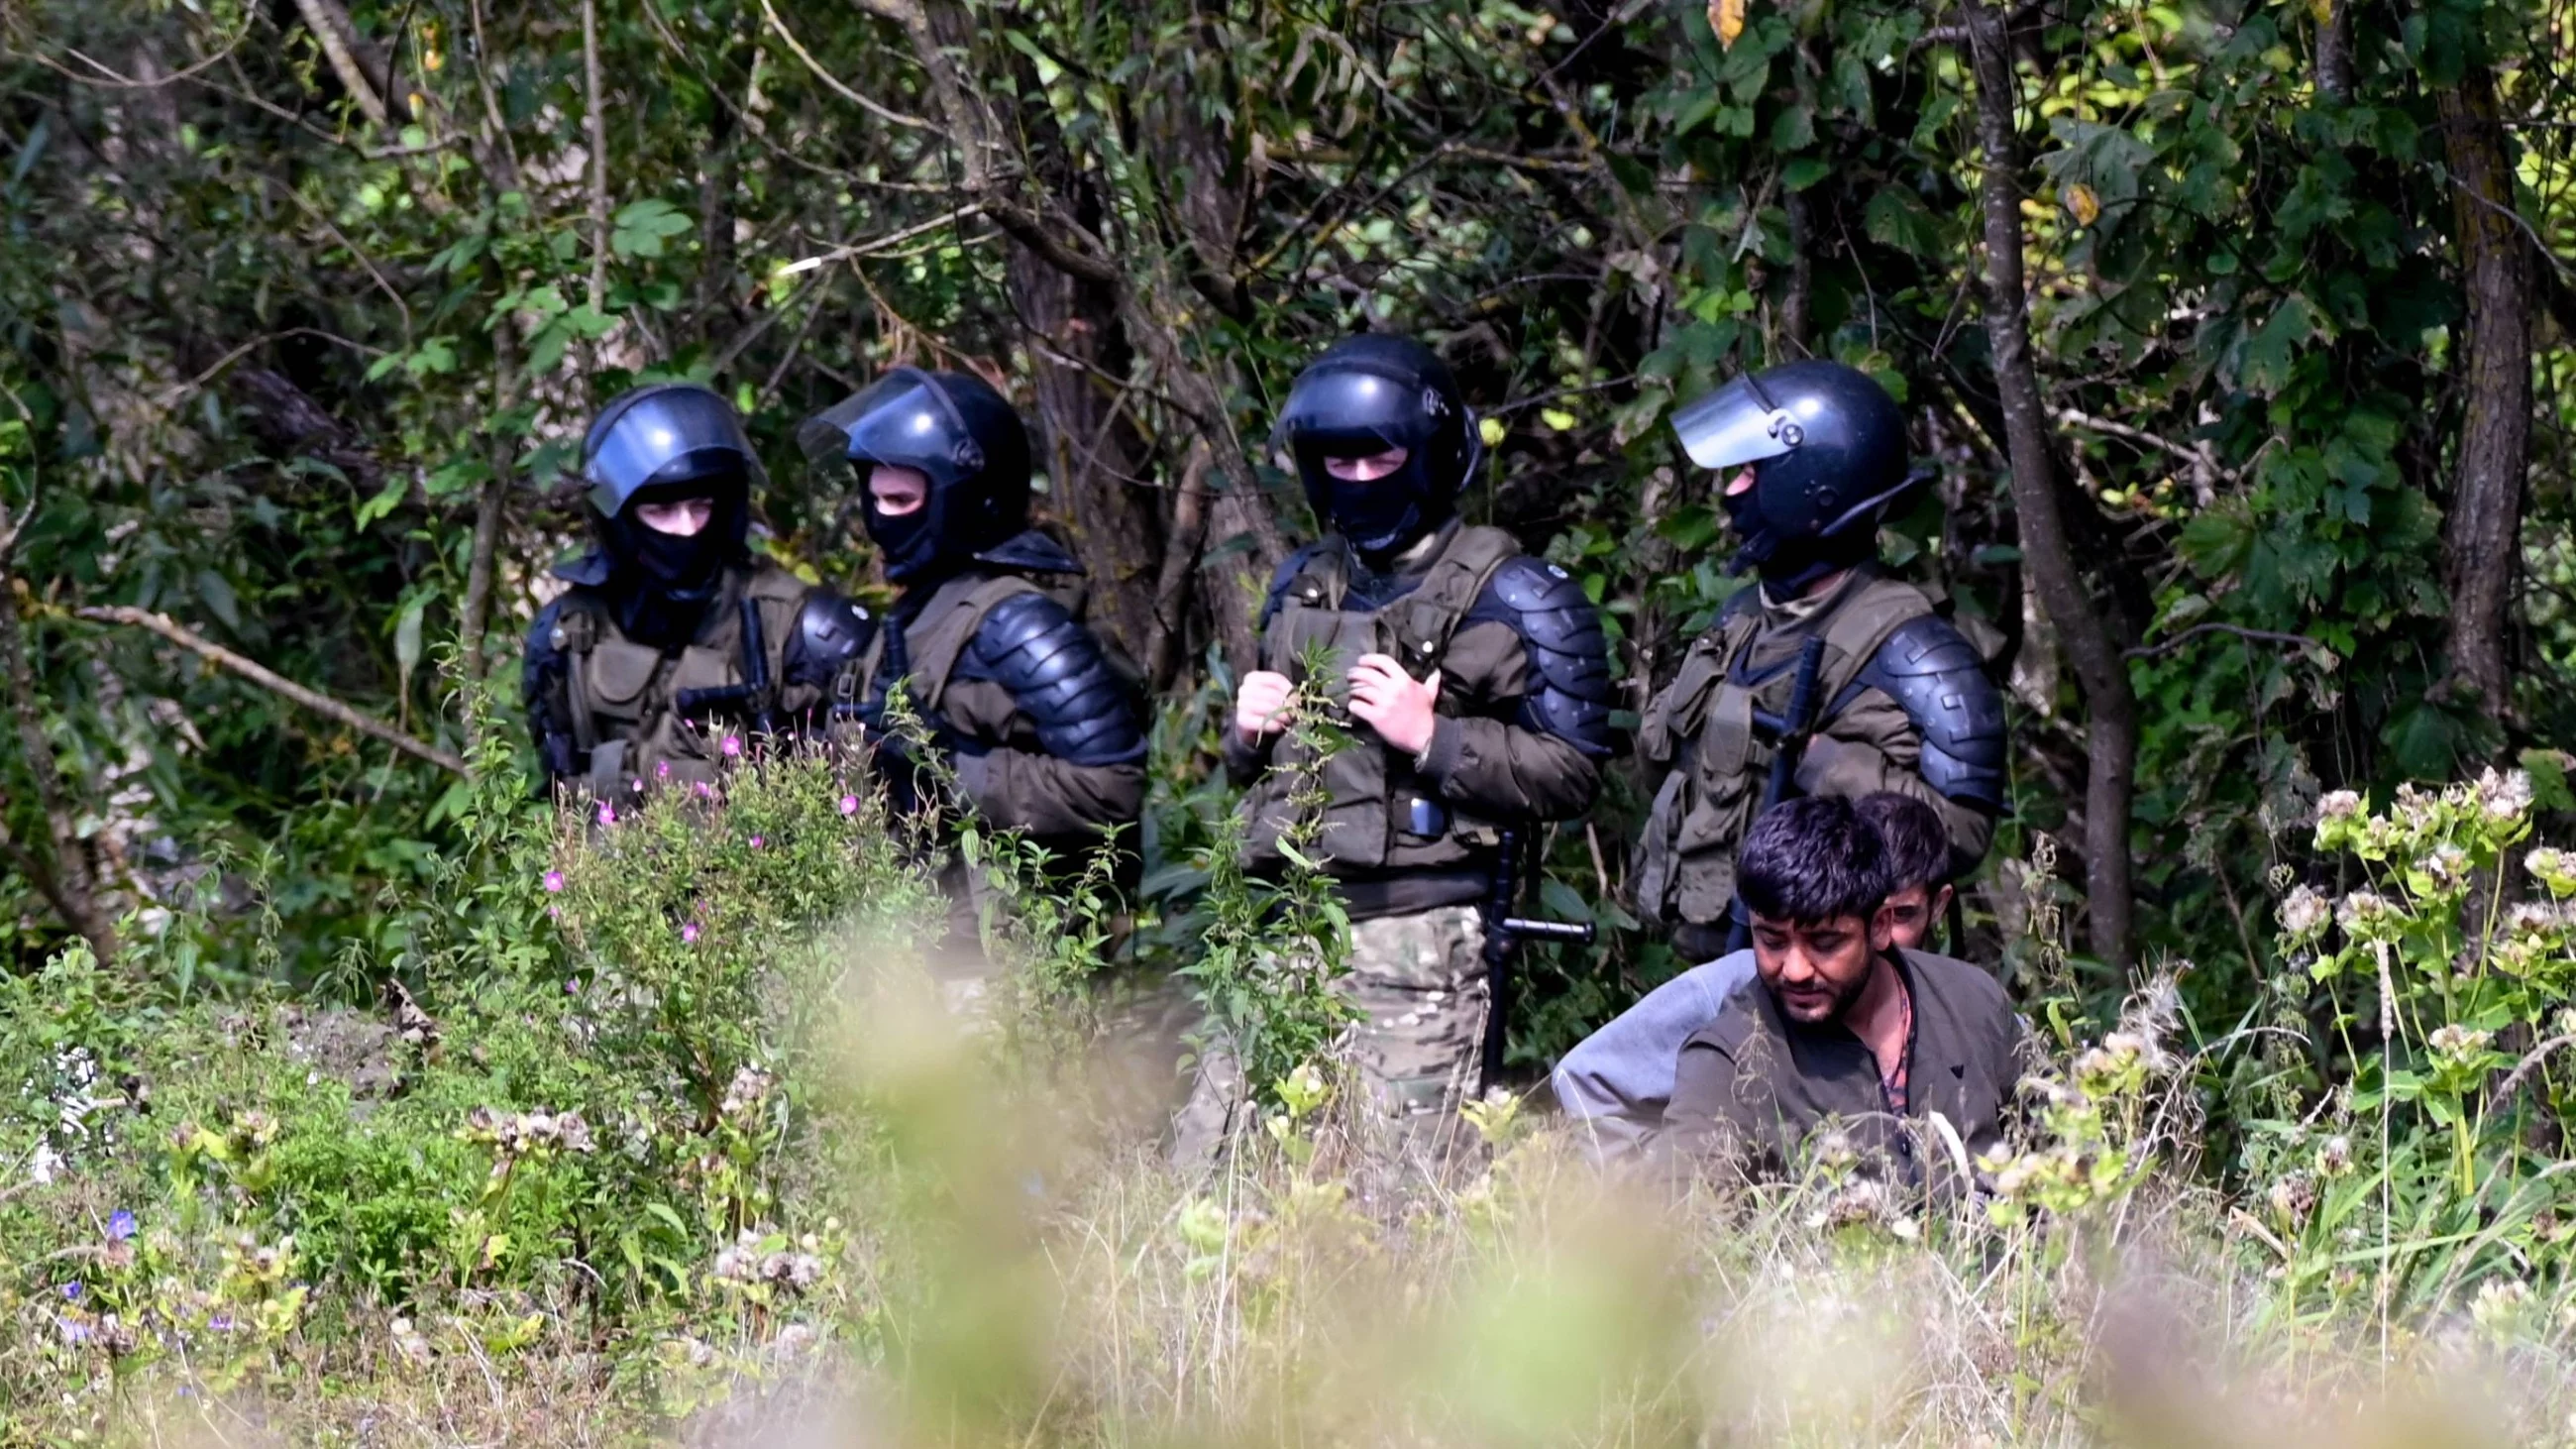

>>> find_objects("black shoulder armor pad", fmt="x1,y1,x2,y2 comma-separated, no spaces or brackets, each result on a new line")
1467,556,1615,758
964,592,1147,767
783,591,873,690
973,528,1084,576
1855,614,2007,811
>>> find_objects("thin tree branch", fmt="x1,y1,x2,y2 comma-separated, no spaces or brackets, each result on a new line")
289,0,393,128
582,0,611,311
2498,1035,2576,1103
2124,622,2320,660
759,0,935,131
78,607,467,774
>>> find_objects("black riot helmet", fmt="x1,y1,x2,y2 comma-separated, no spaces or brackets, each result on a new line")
1272,334,1481,557
1669,360,1920,592
580,383,760,597
799,367,1031,584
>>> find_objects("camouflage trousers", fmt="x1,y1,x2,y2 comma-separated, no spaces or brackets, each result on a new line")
1169,904,1490,1169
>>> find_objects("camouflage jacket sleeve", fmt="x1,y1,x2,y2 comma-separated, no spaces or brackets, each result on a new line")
940,593,1146,841
1414,557,1615,823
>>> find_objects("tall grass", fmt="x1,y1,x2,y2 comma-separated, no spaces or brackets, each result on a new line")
5,747,2575,1444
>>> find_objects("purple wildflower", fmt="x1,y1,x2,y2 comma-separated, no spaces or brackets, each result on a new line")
656,760,672,781
682,923,700,945
694,781,715,800
543,870,566,894
748,835,765,849
839,795,860,817
596,799,616,827
721,735,743,758
107,1210,135,1242
59,1282,81,1301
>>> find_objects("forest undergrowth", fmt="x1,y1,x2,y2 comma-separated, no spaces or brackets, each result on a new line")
8,711,2576,1447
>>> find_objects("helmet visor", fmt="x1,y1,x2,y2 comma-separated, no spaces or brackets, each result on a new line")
1273,366,1431,458
799,374,982,482
583,386,757,516
1670,376,1801,472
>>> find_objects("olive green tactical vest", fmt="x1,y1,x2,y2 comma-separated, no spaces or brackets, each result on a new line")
1243,523,1520,874
1633,569,1934,928
854,570,1047,725
549,563,830,798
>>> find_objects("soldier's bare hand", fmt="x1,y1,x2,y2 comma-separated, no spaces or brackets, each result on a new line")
1347,653,1443,757
1235,669,1297,744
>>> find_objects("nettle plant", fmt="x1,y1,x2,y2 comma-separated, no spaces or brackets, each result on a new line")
2257,766,2576,1305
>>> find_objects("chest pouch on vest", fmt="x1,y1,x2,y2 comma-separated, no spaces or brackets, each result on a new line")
583,638,670,725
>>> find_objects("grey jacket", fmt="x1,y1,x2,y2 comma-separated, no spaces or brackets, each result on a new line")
1550,950,1757,1159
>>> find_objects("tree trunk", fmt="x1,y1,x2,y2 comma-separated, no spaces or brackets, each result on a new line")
1010,247,1165,662
1960,0,2138,972
0,505,119,962
1145,443,1216,689
2435,66,2533,734
2316,0,2355,102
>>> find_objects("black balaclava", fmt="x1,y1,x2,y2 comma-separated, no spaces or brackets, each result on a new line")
1273,334,1480,563
798,368,1033,587
580,383,763,646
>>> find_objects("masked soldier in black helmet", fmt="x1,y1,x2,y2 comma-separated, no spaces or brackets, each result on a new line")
799,368,1145,948
525,383,871,797
1189,333,1615,1158
1634,360,2007,960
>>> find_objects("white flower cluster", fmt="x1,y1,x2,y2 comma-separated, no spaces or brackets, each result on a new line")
2317,790,2365,823
2335,890,2395,935
2277,884,2332,939
2427,1024,2494,1062
461,1106,596,1158
719,1064,775,1122
2472,767,2534,825
709,1227,825,1293
2416,841,2471,891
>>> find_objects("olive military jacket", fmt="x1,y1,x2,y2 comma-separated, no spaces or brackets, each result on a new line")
854,533,1146,854
524,556,867,797
1634,567,2005,950
1664,947,2023,1191
1221,518,1615,919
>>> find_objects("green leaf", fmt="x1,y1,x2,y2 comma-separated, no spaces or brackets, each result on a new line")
393,593,428,698
2522,749,2575,813
354,477,406,530
609,198,692,260
2238,296,2316,395
195,569,241,631
1781,157,1831,192
404,337,459,379
1864,187,1945,259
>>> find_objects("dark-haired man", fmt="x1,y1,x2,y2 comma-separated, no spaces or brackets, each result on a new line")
1664,795,2019,1185
1553,793,1958,1158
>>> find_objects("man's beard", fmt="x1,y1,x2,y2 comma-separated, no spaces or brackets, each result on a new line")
1772,959,1875,1024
